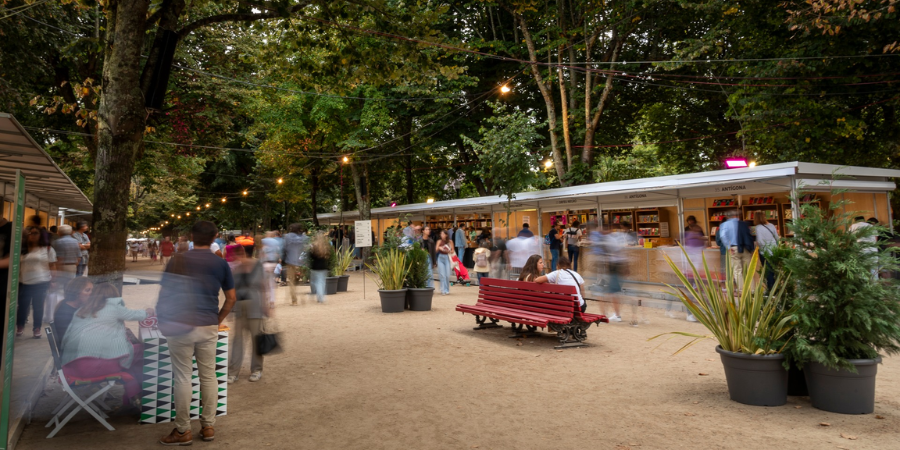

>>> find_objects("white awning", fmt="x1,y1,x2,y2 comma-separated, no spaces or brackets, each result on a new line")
0,113,93,213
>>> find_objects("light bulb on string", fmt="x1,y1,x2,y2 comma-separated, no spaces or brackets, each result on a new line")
342,156,349,164
277,178,283,184
242,190,248,196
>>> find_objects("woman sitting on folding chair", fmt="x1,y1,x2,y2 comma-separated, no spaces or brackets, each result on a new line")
60,284,153,407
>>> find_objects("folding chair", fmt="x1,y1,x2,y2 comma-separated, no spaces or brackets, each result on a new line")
44,327,133,438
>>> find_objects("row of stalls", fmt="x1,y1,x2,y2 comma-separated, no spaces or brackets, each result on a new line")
313,162,899,288
0,113,94,449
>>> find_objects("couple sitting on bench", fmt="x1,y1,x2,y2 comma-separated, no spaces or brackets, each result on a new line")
456,254,607,349
517,255,586,313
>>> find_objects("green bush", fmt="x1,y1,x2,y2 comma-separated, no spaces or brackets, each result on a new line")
784,196,900,370
405,243,430,289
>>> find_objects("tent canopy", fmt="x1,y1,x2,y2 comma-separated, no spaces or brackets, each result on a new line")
0,113,93,214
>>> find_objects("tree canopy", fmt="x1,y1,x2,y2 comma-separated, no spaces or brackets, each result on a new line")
1,0,899,274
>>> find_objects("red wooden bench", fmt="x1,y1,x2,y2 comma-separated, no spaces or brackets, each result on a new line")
456,278,608,349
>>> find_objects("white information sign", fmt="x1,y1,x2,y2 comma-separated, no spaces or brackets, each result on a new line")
355,220,373,247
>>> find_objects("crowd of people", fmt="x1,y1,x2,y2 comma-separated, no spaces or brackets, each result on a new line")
5,211,898,446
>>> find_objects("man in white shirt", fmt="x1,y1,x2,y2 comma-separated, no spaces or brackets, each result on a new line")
534,256,586,312
505,234,540,279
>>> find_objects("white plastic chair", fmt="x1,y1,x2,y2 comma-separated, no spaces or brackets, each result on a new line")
44,326,120,438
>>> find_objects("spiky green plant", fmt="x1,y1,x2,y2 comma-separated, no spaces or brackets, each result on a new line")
649,247,796,355
366,247,410,291
331,245,354,276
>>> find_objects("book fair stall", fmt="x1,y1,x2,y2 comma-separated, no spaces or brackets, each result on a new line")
313,162,899,296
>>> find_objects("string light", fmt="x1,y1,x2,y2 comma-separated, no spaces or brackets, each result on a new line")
277,178,283,184
205,203,211,208
186,212,190,216
196,206,201,210
222,197,227,203
500,85,511,93
242,190,248,196
544,160,553,169
342,156,349,163
177,215,182,219
426,198,434,203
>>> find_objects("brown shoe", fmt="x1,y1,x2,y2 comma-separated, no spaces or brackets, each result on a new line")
200,426,214,442
159,428,192,446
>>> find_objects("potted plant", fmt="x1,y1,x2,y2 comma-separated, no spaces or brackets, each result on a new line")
650,247,796,407
404,243,434,311
782,195,900,414
324,245,339,295
367,247,410,313
333,245,354,292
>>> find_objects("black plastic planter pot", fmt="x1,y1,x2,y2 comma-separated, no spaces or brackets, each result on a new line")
805,358,881,414
325,277,339,295
337,275,350,292
406,288,434,311
379,289,407,313
716,346,788,406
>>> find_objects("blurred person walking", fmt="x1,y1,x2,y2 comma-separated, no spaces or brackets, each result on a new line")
422,226,436,288
157,221,236,445
437,230,455,295
565,220,583,271
472,241,491,284
489,237,508,281
718,210,754,292
228,246,269,383
160,236,175,266
17,226,56,338
260,231,282,309
753,211,780,290
283,224,309,305
598,225,626,322
547,223,562,271
454,224,467,264
307,233,330,304
52,225,81,287
506,229,540,280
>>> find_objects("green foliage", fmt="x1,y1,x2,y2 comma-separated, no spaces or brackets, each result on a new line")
782,193,900,369
332,244,354,276
404,243,430,289
464,102,544,205
650,247,796,355
366,247,410,291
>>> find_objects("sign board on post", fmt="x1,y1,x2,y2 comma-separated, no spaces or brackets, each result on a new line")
1,171,25,450
355,220,372,247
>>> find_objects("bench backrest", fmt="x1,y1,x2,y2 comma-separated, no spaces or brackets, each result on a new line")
477,278,579,319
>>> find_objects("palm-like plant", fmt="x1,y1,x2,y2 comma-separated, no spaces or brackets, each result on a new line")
650,247,795,355
366,247,410,291
331,245,354,276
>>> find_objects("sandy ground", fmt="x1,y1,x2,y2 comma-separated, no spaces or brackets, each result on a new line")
14,257,900,450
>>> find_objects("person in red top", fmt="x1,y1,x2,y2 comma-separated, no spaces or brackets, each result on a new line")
160,236,175,266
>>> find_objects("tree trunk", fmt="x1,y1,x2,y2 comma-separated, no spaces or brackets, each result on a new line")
558,48,573,170
89,0,151,283
582,38,623,168
518,14,566,185
350,162,371,262
310,164,320,226
402,115,414,204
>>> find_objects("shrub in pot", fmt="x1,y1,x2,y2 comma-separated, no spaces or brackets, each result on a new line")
650,247,796,407
782,194,900,414
333,245,354,292
404,243,434,311
367,247,410,313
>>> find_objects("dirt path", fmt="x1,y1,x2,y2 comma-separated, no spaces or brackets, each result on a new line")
16,272,899,450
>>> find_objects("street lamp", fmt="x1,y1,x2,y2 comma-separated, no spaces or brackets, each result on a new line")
426,198,434,204
544,160,553,169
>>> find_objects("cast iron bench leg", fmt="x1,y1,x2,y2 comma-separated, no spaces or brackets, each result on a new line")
473,315,502,330
550,323,591,349
508,323,540,338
